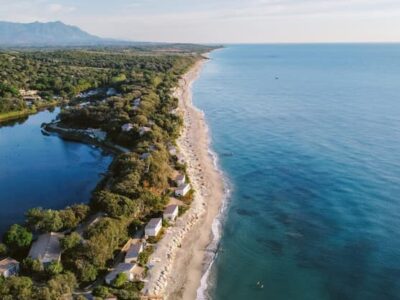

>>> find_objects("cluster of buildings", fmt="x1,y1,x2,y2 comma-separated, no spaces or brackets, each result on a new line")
19,89,42,106
174,174,191,197
105,240,145,285
0,232,63,278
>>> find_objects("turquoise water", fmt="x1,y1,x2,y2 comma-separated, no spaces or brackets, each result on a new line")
0,109,112,235
193,45,400,300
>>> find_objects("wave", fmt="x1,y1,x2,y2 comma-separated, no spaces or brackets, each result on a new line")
196,121,233,300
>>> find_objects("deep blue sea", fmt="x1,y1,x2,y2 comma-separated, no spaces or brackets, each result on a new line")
0,109,112,236
193,45,400,300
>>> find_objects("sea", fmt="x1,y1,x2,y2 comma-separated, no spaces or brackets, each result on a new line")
0,108,112,236
193,44,400,300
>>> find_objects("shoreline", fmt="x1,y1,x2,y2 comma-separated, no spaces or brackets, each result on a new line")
143,57,226,299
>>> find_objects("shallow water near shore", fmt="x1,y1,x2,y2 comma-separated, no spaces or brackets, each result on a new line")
0,108,112,236
193,45,400,300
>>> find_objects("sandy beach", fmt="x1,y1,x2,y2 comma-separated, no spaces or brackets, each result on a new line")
143,57,225,299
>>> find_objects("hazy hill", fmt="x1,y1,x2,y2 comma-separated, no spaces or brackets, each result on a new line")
0,21,103,46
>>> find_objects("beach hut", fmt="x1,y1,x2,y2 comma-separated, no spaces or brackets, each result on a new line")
0,258,19,278
106,88,117,96
132,98,141,107
163,205,179,221
175,183,191,197
124,242,144,264
28,232,63,265
105,263,136,285
175,174,186,186
121,123,134,132
145,218,162,237
139,126,152,136
168,145,177,156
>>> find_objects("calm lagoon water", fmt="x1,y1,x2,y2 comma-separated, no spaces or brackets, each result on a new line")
0,109,112,236
193,45,400,300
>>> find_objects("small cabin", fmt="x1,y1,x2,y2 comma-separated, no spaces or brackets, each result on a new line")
145,218,162,237
175,174,186,186
105,263,136,285
124,242,144,264
0,258,19,278
163,205,179,222
132,98,141,107
28,232,63,265
175,183,191,197
139,126,151,136
121,123,134,132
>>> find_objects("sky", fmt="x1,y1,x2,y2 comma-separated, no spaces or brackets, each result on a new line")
1,0,400,43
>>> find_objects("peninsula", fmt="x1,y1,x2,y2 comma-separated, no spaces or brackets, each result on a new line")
0,45,221,299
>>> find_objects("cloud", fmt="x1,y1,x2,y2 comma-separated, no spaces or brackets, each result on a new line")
48,3,76,14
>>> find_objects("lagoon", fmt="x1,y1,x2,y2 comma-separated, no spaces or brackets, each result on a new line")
0,108,112,236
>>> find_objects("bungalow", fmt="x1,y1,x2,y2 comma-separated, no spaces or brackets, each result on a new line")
106,88,117,96
139,126,151,136
140,152,151,160
78,101,90,108
175,183,191,197
163,205,179,222
168,145,177,156
175,174,186,186
105,263,136,285
0,258,19,278
124,242,144,264
28,232,63,265
132,98,141,107
19,89,38,97
145,218,162,237
121,123,134,132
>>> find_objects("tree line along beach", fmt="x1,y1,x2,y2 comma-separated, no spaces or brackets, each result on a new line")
0,45,223,299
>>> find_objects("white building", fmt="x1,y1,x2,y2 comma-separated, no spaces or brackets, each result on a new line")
121,123,134,132
139,126,151,136
106,88,117,96
175,183,191,197
124,242,144,264
175,174,186,186
145,218,162,237
163,205,179,222
168,145,177,156
105,263,136,285
0,258,19,278
132,98,141,107
28,232,63,265
140,153,151,160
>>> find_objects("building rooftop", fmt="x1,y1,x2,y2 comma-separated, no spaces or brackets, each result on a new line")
177,183,190,190
164,205,179,215
105,263,135,284
146,218,162,230
0,258,19,273
126,242,143,260
176,174,185,181
28,232,63,264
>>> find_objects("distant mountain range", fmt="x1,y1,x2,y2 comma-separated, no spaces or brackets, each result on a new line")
0,21,109,46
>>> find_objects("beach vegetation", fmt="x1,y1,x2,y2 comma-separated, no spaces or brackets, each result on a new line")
3,224,32,250
0,44,217,297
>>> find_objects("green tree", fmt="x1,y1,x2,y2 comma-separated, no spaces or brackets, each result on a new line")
45,261,63,276
60,232,81,251
21,257,43,275
26,208,63,232
0,276,33,300
0,243,7,256
93,285,110,298
112,273,128,288
4,224,32,249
